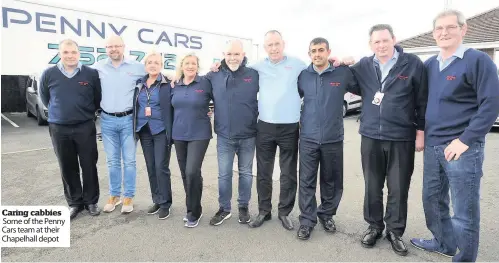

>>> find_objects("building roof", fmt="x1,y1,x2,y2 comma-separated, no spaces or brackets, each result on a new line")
398,7,499,48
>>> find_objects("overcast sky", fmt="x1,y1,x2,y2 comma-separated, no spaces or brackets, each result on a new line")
31,0,499,62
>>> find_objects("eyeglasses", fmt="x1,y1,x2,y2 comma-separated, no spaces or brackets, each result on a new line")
105,45,124,49
434,25,460,33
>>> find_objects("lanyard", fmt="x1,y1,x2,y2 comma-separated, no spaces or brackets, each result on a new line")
143,82,160,105
374,63,388,91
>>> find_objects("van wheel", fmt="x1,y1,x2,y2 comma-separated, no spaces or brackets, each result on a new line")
343,102,347,117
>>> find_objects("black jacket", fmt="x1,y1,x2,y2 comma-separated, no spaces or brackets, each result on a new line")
350,45,428,141
205,57,259,139
298,64,357,144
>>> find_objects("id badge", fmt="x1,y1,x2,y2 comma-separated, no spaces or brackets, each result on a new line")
372,92,385,106
145,106,151,117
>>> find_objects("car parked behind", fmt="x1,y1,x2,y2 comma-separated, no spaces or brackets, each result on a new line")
25,75,48,125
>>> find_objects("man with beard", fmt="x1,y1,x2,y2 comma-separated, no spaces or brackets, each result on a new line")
206,40,260,226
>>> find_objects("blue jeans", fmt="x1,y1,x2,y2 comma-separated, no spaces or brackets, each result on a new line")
217,136,256,212
100,113,137,198
423,142,484,262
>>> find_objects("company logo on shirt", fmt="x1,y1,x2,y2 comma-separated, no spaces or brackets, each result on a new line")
243,77,252,83
78,81,89,86
446,75,456,81
397,75,409,80
330,82,341,87
195,89,204,93
284,66,293,70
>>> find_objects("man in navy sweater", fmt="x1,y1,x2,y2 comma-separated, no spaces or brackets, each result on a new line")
296,37,359,240
39,39,102,220
206,40,259,226
410,10,499,262
350,24,428,256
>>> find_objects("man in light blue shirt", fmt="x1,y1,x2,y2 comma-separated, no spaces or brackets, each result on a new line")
56,60,82,78
248,30,307,231
350,24,428,256
373,48,399,92
92,35,145,214
39,39,102,220
436,43,468,71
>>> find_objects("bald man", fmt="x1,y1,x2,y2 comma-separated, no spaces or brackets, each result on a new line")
205,40,260,226
93,35,146,214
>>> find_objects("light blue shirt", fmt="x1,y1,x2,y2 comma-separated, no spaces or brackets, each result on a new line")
92,58,146,112
57,62,82,78
251,55,307,124
437,44,468,71
374,49,399,91
313,63,331,75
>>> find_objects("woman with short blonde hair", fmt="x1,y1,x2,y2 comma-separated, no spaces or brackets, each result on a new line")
132,50,174,220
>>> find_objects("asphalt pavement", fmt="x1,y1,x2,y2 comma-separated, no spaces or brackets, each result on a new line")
1,112,499,262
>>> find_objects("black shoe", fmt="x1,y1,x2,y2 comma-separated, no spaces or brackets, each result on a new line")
297,225,313,240
248,213,271,228
70,206,84,220
147,204,161,215
361,228,383,248
238,207,250,224
386,231,408,256
158,208,170,220
209,208,232,226
318,217,336,233
278,215,294,230
85,204,100,216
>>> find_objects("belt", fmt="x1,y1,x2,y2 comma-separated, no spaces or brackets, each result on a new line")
102,109,133,117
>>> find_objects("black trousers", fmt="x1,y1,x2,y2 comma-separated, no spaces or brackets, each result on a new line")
174,139,210,221
138,126,172,209
49,120,99,207
361,136,415,236
298,140,343,227
256,120,299,216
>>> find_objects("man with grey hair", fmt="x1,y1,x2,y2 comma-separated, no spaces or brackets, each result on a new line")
410,10,499,262
349,24,428,256
206,39,260,226
39,39,102,220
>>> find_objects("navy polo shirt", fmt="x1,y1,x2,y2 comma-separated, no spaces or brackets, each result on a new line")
171,75,213,141
136,75,165,135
